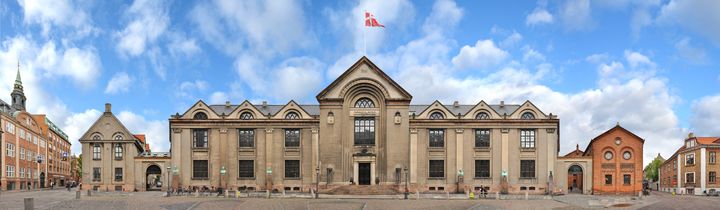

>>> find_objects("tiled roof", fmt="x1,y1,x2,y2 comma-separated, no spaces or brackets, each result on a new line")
134,134,146,144
207,102,523,117
696,137,720,145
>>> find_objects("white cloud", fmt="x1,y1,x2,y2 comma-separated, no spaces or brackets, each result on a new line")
177,80,209,99
690,95,720,136
17,0,96,37
115,0,169,57
62,109,102,154
234,56,324,101
658,0,720,45
500,32,523,48
208,91,229,104
104,72,132,94
117,111,168,152
585,53,610,64
522,46,545,62
452,39,508,70
598,61,624,78
559,0,594,31
526,8,554,26
190,0,313,56
167,33,200,57
624,50,655,69
674,37,708,64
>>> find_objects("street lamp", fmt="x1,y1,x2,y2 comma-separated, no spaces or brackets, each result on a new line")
404,167,409,200
315,167,320,198
166,166,171,196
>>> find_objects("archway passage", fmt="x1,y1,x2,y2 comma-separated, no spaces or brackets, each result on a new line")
568,165,583,193
39,172,45,188
146,165,162,191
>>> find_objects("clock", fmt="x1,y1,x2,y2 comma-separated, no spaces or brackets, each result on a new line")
623,151,632,160
605,151,613,160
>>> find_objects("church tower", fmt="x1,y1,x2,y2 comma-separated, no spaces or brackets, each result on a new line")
11,62,26,111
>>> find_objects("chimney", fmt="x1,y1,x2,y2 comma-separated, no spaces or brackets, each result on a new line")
225,101,231,108
576,144,579,151
262,101,268,108
453,101,459,107
688,132,695,139
500,100,505,108
105,103,112,113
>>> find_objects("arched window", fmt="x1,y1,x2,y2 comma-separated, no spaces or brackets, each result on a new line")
285,112,300,119
429,112,445,120
355,98,375,108
521,112,535,120
240,112,254,120
114,135,123,140
92,135,101,140
475,112,490,120
193,112,208,120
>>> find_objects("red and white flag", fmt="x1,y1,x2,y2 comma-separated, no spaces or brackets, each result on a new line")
365,11,384,27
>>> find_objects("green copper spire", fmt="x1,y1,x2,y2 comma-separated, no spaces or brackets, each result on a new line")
15,60,22,86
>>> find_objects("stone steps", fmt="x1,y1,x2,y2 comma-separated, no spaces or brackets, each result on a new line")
319,185,402,195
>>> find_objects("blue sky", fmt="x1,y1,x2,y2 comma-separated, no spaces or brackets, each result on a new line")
0,0,719,165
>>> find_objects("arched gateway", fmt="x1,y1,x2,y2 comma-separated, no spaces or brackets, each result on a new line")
146,165,162,191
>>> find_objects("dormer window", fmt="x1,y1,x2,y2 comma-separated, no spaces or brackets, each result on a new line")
240,112,254,120
686,139,697,148
193,112,208,120
355,98,375,108
521,112,535,120
429,112,445,120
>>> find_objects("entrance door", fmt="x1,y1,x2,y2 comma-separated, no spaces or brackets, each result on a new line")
358,163,371,185
40,173,45,188
567,165,583,193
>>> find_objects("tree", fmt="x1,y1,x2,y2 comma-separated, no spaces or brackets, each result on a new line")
76,155,82,179
644,155,664,182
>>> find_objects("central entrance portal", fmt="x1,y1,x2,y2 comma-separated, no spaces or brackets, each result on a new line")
359,163,371,185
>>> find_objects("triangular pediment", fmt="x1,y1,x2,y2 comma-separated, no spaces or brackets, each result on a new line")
316,56,412,101
181,100,220,119
79,111,136,142
508,100,548,119
227,100,266,119
417,101,456,119
462,100,503,119
272,100,313,119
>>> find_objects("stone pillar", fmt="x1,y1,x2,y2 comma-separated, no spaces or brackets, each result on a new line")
312,127,319,184
410,128,418,183
546,128,557,192
677,155,681,191
701,148,707,194
353,162,359,185
265,128,274,190
501,129,509,178
456,129,464,178
371,161,376,186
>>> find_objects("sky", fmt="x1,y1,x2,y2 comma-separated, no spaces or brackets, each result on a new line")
0,0,719,166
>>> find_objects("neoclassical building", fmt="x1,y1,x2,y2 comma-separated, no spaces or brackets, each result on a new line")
659,134,720,195
167,57,561,194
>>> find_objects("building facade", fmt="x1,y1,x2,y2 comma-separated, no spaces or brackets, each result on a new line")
0,67,72,190
167,57,561,194
659,134,720,195
558,125,645,195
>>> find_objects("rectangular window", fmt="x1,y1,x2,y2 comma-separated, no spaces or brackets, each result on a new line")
429,160,445,178
285,160,300,178
686,173,695,183
429,129,445,148
686,154,695,165
475,129,490,148
114,144,123,160
6,143,14,157
6,165,14,177
520,129,535,148
93,167,101,181
19,168,24,178
474,160,490,178
19,148,25,160
284,129,300,147
93,144,101,160
114,168,123,181
193,129,208,148
354,118,375,145
605,174,613,185
623,174,631,185
710,172,716,183
711,152,716,164
192,160,209,179
238,160,254,178
238,129,255,147
520,160,535,178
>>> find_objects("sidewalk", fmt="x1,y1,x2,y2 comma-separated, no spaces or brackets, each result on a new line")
163,191,554,200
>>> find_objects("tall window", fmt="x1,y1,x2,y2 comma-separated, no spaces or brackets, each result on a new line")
240,112,254,120
711,152,716,164
710,172,717,183
193,160,209,179
238,129,255,147
285,160,300,178
521,112,535,119
193,112,208,120
475,160,490,178
686,154,695,165
355,98,375,108
19,148,24,160
285,112,300,119
114,168,123,181
114,144,123,160
193,129,208,148
623,174,631,185
475,112,490,120
686,173,695,183
429,160,445,178
475,129,490,148
520,129,536,148
93,167,101,181
6,143,14,157
238,160,254,178
429,112,444,119
92,143,101,160
605,174,612,185
354,118,375,145
284,129,301,147
520,160,535,178
429,129,445,148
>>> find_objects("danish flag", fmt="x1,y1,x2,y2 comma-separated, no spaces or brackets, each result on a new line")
365,11,384,27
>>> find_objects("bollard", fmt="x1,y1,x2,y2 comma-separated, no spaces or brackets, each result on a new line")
76,191,81,199
525,191,529,200
446,191,450,200
416,190,420,200
495,192,499,200
24,198,34,210
195,189,199,197
87,189,91,197
225,190,228,198
266,190,271,199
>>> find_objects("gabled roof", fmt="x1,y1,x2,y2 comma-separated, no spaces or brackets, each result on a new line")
562,144,586,158
408,103,521,117
695,137,720,145
181,100,220,118
584,124,645,156
272,100,314,119
134,134,146,144
316,56,412,101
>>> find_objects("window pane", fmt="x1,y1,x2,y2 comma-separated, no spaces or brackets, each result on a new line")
354,118,375,145
623,174,631,185
355,98,375,108
193,129,208,148
238,129,255,147
429,160,444,178
475,129,490,148
285,129,300,147
475,160,490,178
520,129,535,148
238,160,254,178
429,129,445,147
193,160,208,178
285,160,300,178
520,160,535,178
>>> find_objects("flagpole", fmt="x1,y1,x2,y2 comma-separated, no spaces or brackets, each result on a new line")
363,10,367,56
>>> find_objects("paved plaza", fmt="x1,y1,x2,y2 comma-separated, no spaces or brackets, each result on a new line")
1,189,719,210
